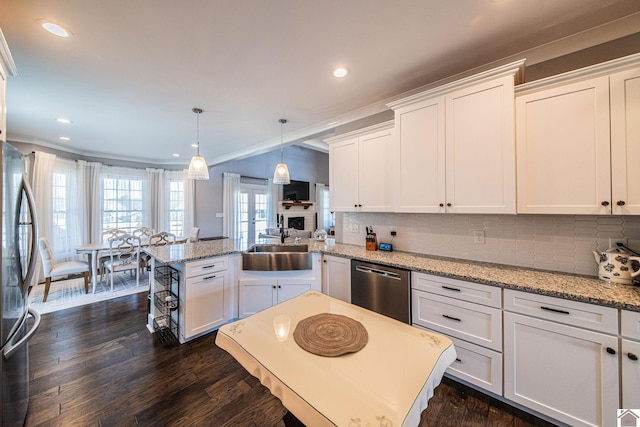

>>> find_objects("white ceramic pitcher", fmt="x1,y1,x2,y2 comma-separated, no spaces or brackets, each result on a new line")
592,247,640,285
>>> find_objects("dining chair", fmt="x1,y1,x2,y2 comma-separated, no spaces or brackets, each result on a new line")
103,234,141,291
98,228,128,282
188,227,200,243
133,227,155,241
38,237,90,302
140,231,176,273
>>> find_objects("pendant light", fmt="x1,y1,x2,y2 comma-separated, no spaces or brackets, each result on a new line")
273,118,290,184
187,107,210,180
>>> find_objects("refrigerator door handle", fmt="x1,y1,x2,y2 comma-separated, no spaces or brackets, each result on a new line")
3,307,41,360
17,172,39,288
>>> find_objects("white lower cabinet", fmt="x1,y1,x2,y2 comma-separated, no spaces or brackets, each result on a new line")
411,272,503,394
238,278,315,317
322,254,351,302
503,289,619,427
178,255,233,343
621,310,640,408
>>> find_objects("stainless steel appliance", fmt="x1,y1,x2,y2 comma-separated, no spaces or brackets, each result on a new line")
351,260,410,324
1,142,40,427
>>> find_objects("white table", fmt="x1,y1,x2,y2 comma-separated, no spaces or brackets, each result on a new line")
76,237,159,292
216,291,456,427
75,242,109,292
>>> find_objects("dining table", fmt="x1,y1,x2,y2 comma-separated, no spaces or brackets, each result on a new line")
216,291,456,427
75,235,189,292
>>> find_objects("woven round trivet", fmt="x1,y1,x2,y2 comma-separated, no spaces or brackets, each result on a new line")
293,313,368,357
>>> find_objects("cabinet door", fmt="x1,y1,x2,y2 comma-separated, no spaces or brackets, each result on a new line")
610,67,640,215
394,97,446,213
238,279,276,318
329,137,359,211
183,272,226,339
276,279,313,304
622,339,640,409
516,76,611,214
357,127,394,212
445,75,516,214
322,255,351,302
504,312,619,427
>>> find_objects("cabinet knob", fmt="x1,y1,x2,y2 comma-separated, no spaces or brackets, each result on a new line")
439,203,444,207
617,200,626,206
629,353,638,361
446,203,452,207
358,204,362,207
601,201,610,206
272,285,276,289
278,285,282,289
606,347,616,355
354,204,358,208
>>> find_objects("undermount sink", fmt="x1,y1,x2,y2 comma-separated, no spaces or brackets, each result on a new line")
242,244,311,271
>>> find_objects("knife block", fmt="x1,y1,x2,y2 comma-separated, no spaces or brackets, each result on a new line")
366,233,377,251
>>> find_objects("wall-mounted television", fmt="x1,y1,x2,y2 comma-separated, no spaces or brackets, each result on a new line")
283,180,310,201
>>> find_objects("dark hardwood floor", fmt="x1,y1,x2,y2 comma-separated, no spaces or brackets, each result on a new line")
26,293,558,426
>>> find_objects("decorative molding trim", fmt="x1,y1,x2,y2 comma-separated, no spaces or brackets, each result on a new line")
387,59,526,110
324,120,394,145
515,52,640,95
0,28,17,77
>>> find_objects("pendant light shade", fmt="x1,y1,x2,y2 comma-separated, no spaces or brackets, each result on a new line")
273,118,290,184
187,108,210,180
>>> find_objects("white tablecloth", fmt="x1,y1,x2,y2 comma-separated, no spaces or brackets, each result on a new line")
216,291,456,427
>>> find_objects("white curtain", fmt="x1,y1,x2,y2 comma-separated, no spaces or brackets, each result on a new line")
182,169,195,237
222,172,240,241
87,161,103,243
52,158,85,262
267,178,279,228
146,168,165,233
315,183,328,231
31,151,56,283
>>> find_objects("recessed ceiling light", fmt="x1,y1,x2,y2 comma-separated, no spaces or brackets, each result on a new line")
58,136,70,141
331,65,350,78
37,19,73,38
57,118,71,124
191,143,198,148
172,153,180,157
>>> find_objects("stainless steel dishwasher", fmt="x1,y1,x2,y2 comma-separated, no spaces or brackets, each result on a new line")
351,260,410,324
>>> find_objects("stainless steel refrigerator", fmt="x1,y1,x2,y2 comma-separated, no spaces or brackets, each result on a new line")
0,142,39,426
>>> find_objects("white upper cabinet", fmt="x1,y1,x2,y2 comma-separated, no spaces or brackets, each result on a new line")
327,122,394,212
444,75,516,214
610,67,640,215
388,61,522,214
515,53,640,215
392,96,445,213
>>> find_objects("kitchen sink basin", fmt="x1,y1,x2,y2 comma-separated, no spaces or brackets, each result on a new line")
242,244,311,271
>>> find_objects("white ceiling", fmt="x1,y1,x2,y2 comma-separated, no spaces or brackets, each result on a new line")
1,0,639,166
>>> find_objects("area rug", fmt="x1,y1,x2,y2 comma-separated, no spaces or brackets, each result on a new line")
29,273,150,314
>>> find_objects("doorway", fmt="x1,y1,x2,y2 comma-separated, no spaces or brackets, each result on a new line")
238,184,268,246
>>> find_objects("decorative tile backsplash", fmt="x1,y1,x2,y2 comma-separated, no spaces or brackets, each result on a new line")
336,212,640,277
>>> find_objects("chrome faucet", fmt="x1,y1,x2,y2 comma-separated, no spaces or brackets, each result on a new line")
279,214,285,243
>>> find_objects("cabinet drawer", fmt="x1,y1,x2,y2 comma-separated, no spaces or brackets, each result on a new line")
446,334,502,395
185,256,228,277
412,289,502,351
412,272,501,308
503,289,618,334
622,310,640,340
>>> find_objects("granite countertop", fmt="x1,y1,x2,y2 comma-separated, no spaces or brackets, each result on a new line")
144,238,640,312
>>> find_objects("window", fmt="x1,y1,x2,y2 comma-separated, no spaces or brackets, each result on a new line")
168,179,185,237
52,171,69,247
102,175,145,232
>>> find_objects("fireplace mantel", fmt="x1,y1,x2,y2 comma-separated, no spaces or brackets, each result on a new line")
282,202,313,210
